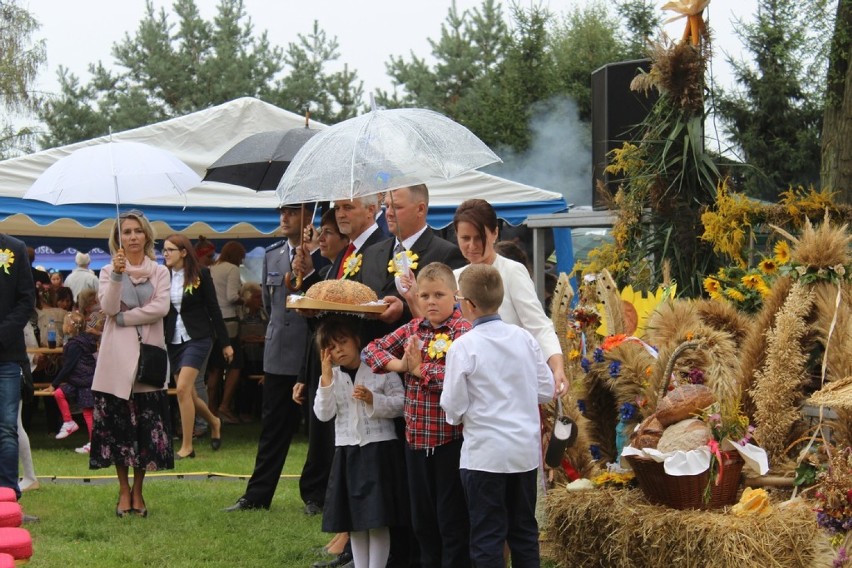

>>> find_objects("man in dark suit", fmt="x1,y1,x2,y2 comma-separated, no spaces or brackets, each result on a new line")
0,235,35,501
357,184,467,337
223,203,328,512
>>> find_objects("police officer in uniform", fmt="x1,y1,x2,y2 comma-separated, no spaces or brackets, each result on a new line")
224,203,328,511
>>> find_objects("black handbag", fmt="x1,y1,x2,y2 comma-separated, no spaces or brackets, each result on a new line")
135,329,168,388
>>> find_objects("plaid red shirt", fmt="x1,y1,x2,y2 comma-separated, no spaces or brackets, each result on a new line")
362,308,470,450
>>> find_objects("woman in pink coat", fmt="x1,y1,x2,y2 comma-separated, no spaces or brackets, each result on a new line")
89,210,173,518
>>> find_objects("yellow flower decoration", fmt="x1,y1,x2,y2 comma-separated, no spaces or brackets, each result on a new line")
758,258,778,275
568,349,580,361
725,288,746,302
703,276,721,298
388,250,419,277
774,241,791,265
342,252,362,278
740,274,764,290
184,277,201,295
0,249,15,274
427,333,452,359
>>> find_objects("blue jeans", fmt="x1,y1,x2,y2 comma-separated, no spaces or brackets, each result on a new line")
0,362,21,498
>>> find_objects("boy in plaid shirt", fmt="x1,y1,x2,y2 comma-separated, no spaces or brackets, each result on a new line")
362,262,472,568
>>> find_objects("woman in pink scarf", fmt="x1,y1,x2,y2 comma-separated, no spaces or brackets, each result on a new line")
89,210,173,518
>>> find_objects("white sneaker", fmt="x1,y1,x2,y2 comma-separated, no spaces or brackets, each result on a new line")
55,421,79,440
74,443,90,454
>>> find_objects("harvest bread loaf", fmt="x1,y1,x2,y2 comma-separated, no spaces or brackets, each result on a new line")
656,418,712,453
630,414,664,450
656,384,716,426
305,279,378,305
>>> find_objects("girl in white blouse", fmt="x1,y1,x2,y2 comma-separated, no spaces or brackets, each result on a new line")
313,316,407,568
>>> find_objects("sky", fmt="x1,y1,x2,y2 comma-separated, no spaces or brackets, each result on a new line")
26,0,755,100
22,0,758,205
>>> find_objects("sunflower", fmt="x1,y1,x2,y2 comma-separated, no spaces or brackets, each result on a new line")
725,288,746,302
740,273,764,290
703,276,722,298
758,258,778,275
774,241,791,265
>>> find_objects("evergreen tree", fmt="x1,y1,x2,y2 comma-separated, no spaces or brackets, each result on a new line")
376,0,509,117
821,0,852,201
616,0,660,59
550,1,631,122
0,0,46,158
715,0,823,200
38,0,360,147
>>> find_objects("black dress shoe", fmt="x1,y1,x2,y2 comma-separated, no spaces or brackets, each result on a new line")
311,552,353,568
210,437,221,451
222,497,268,512
303,501,322,516
174,450,195,460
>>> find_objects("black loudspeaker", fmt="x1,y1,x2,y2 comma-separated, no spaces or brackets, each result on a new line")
591,59,656,210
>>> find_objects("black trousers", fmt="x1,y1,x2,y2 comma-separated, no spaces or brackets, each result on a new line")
405,439,470,568
298,342,336,506
460,468,540,568
241,373,301,508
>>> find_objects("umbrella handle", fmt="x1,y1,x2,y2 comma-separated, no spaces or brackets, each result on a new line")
285,270,303,292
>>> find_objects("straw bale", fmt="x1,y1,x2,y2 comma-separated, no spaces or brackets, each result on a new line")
544,488,834,567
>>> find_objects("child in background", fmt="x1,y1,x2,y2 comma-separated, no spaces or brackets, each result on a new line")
441,264,555,567
362,262,472,567
314,316,408,568
42,310,104,454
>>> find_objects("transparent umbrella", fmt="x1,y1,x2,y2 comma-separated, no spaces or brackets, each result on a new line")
275,104,500,205
23,141,201,228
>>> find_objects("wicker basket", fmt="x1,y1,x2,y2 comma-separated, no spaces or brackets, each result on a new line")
626,450,745,509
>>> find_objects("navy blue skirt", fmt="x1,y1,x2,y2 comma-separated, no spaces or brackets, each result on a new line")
168,337,212,372
322,439,410,533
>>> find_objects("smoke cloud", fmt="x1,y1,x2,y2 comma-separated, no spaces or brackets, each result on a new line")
484,96,592,207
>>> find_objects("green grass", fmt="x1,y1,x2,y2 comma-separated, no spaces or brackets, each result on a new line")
20,415,328,567
20,412,563,567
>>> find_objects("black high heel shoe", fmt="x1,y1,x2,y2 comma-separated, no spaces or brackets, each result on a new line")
175,450,196,460
116,503,132,518
211,417,222,451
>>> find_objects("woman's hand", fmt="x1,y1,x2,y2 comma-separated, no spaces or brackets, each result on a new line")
40,385,55,394
222,345,234,365
352,384,374,405
548,355,568,397
112,249,126,274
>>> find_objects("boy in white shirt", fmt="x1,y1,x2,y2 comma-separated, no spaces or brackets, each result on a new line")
441,264,554,567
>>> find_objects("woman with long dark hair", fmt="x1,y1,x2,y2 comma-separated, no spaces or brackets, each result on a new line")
162,234,232,459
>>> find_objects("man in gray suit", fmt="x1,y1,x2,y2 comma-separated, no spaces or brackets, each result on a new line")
224,203,328,512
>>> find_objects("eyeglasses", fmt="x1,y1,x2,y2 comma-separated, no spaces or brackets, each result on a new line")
454,295,476,309
119,209,145,219
162,246,181,254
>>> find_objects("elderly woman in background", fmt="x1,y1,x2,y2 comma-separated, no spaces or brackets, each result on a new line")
90,210,172,518
452,199,566,394
207,241,247,423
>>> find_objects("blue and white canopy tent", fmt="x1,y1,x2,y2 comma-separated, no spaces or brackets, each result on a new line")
0,97,566,271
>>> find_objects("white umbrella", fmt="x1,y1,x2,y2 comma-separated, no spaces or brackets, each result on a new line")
275,104,501,205
24,141,201,226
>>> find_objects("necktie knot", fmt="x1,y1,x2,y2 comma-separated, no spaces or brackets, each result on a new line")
394,241,404,255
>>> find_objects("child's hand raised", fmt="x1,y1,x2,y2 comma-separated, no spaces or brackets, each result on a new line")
320,348,334,387
352,384,373,405
404,337,422,378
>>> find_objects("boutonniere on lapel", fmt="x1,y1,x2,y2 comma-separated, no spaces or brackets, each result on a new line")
0,249,14,274
184,277,201,294
342,252,362,279
427,333,452,359
388,250,419,277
